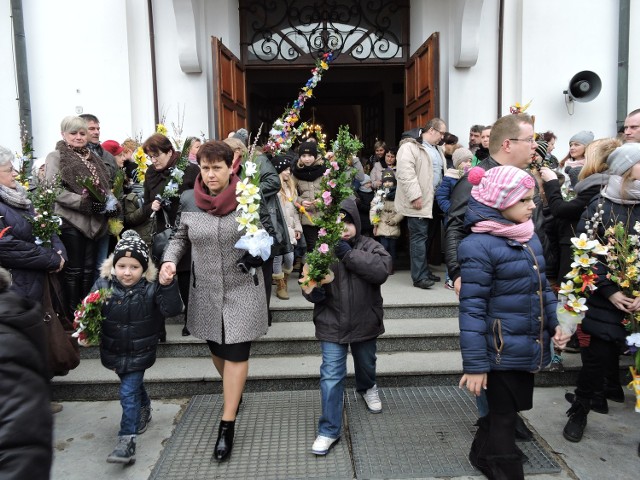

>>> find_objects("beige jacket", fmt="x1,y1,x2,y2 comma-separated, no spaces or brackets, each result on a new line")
44,150,107,239
370,197,404,238
394,138,446,218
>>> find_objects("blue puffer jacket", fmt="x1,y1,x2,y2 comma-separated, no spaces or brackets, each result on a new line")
458,198,558,373
94,257,183,374
0,197,67,300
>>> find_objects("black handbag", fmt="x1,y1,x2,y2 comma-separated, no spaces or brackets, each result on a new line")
151,209,173,263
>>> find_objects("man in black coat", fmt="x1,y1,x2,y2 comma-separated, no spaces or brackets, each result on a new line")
0,267,52,479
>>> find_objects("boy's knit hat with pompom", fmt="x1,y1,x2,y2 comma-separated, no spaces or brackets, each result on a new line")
468,166,536,211
113,230,150,271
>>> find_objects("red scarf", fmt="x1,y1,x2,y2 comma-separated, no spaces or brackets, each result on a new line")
194,173,240,216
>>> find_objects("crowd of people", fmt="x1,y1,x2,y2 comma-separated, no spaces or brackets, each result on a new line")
1,107,640,478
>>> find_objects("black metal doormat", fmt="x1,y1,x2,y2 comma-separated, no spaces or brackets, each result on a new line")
150,387,560,479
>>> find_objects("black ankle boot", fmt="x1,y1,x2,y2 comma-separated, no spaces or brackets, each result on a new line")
213,420,235,462
565,391,608,414
563,397,589,442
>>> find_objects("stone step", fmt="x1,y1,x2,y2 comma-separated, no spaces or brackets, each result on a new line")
166,269,460,323
51,350,608,401
79,318,461,359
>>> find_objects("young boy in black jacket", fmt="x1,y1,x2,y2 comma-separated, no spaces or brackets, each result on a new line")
96,230,183,465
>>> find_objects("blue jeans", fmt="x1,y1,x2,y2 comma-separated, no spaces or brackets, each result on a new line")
378,236,398,263
318,339,377,438
476,389,489,418
118,371,150,436
407,216,432,283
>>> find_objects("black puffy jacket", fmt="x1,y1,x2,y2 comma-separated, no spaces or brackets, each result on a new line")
0,198,67,300
577,190,640,343
0,282,52,480
94,258,183,374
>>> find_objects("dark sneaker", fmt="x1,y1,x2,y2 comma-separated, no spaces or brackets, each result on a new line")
413,279,435,289
138,405,152,434
444,279,455,290
106,435,136,464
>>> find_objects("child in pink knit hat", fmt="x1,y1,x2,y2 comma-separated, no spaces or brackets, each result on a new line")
457,165,569,479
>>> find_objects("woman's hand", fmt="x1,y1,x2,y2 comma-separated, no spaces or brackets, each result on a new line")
540,167,558,182
459,373,487,396
159,262,177,285
552,325,571,350
151,199,162,212
608,291,634,313
629,295,640,312
57,253,65,272
302,200,314,210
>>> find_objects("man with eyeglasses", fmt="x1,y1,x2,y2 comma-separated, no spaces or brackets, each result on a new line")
624,108,640,143
446,113,538,296
396,118,448,289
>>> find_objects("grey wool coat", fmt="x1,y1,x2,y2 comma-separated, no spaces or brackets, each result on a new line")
162,189,268,344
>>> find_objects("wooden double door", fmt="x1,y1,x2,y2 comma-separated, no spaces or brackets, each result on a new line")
211,34,439,145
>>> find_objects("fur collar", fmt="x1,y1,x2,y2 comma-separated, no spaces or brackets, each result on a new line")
99,254,158,283
56,140,111,194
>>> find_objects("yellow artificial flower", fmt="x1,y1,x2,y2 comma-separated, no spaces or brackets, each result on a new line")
156,123,168,135
320,61,328,69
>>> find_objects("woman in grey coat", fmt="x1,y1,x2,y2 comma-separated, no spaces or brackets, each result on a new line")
160,141,268,463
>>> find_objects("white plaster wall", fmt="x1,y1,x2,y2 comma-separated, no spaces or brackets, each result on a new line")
0,1,21,157
409,0,500,140
22,0,131,158
517,0,619,150
628,0,640,112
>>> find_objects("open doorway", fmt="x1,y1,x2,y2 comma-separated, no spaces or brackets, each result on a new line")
246,65,405,156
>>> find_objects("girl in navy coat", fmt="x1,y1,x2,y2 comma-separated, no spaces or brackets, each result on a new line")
96,230,183,465
457,166,569,479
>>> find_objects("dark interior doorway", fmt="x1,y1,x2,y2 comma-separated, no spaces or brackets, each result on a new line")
246,65,405,156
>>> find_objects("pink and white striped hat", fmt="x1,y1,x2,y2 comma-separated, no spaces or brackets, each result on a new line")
469,166,536,210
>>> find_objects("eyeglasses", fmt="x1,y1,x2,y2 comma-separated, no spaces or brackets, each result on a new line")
508,137,536,144
432,128,446,135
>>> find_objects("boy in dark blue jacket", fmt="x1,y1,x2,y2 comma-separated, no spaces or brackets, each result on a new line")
96,230,183,465
457,166,568,479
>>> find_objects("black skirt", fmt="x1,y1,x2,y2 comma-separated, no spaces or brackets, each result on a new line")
486,370,534,414
206,340,251,362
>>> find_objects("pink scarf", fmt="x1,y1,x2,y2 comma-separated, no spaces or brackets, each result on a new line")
471,219,534,243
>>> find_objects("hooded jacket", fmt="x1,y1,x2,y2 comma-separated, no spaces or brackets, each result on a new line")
0,269,52,480
458,198,558,373
94,257,183,374
304,199,392,344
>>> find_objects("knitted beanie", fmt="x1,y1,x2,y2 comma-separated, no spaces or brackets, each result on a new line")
606,143,640,176
271,154,291,174
113,230,150,271
469,166,536,211
535,140,548,159
569,130,594,146
452,148,473,169
298,141,317,157
381,169,396,186
232,128,249,146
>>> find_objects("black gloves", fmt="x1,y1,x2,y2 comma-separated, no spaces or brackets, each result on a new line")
335,240,352,260
237,253,264,274
308,287,326,303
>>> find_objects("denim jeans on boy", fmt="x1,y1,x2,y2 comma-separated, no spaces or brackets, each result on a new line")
378,237,398,263
118,371,150,435
318,339,377,439
407,216,433,283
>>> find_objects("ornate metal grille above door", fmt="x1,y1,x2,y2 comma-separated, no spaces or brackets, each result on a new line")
239,0,409,66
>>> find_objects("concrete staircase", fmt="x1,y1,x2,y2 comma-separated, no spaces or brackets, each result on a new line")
51,269,587,401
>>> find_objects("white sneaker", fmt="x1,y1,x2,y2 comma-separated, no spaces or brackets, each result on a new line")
311,435,339,455
362,384,382,413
